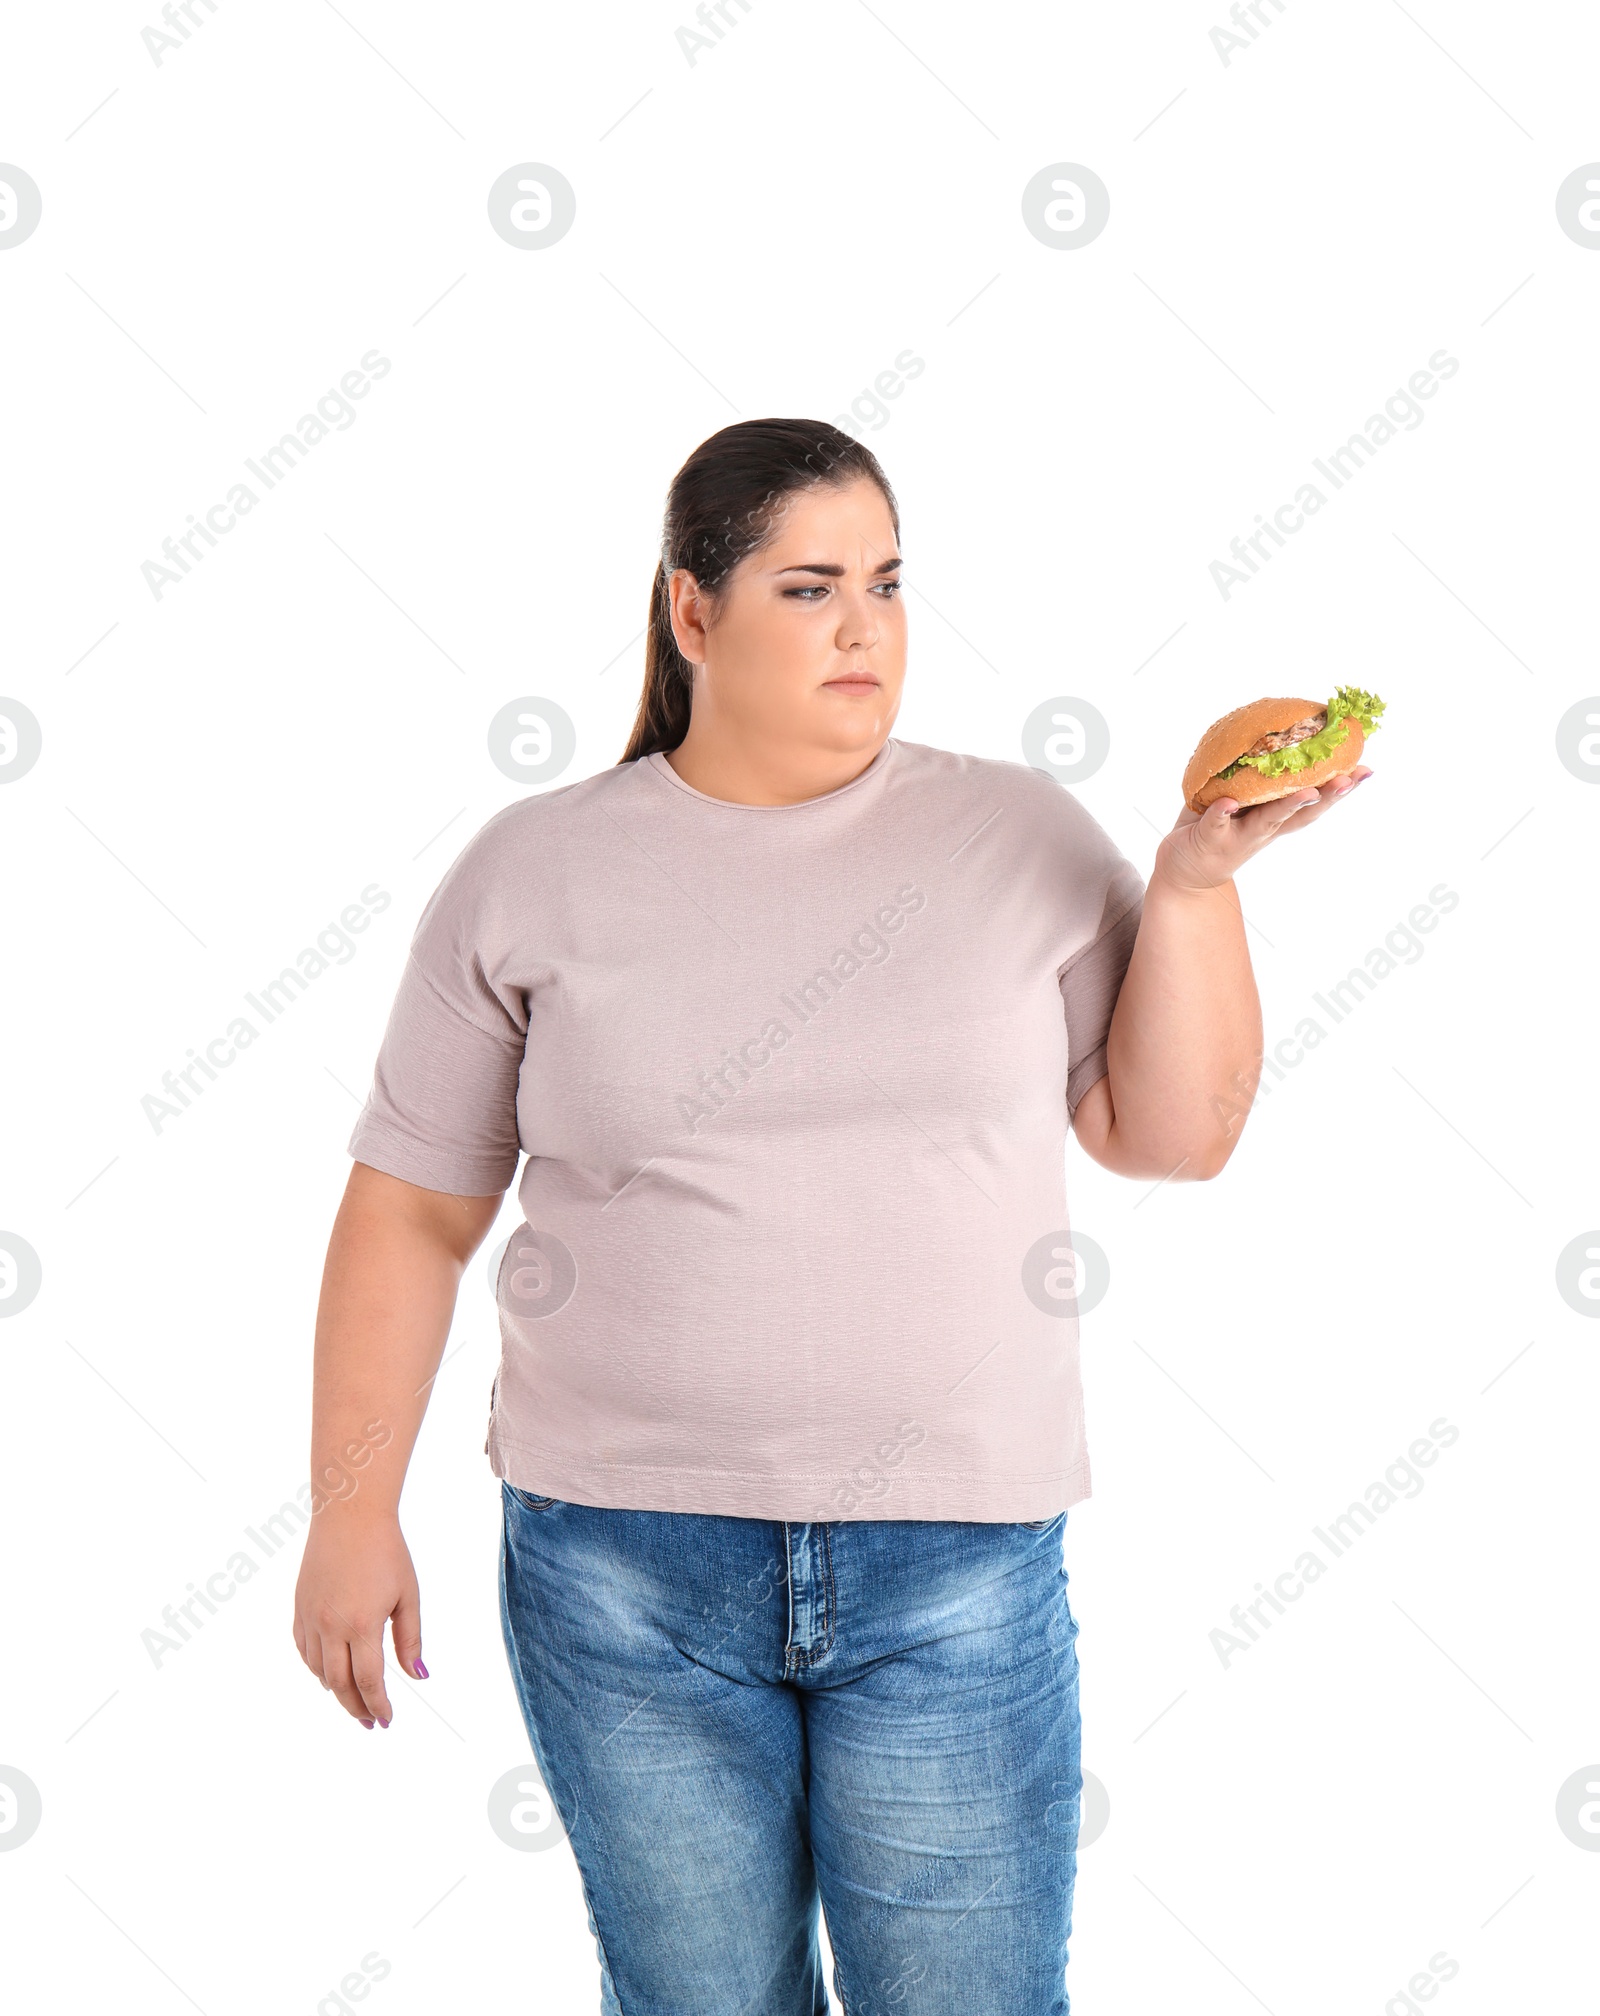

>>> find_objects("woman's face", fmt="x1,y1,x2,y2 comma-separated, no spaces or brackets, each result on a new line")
668,476,907,759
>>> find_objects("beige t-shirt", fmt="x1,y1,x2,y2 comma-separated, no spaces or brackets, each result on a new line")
347,736,1144,1522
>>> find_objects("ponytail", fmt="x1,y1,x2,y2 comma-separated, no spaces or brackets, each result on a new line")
619,562,695,765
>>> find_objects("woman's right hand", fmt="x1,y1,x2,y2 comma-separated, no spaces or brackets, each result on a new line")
292,1506,426,1728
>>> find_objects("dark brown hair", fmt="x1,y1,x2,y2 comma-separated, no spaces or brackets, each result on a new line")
619,418,899,764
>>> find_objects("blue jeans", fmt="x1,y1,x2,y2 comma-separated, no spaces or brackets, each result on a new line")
498,1482,1082,2015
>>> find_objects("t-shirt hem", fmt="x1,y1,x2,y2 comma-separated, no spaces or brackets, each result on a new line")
488,1431,1091,1522
347,1116,517,1197
1066,1045,1111,1120
1057,889,1144,981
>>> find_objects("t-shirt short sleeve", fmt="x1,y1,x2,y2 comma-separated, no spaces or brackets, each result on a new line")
346,827,528,1198
1059,849,1145,1124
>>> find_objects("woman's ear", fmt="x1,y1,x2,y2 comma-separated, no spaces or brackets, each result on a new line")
667,568,709,666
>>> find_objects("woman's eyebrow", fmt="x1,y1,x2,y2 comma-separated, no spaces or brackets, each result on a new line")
771,556,903,578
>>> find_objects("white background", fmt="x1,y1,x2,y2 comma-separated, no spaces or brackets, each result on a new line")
2,1,1597,2010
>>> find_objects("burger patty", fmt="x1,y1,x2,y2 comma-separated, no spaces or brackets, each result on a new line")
1243,710,1326,757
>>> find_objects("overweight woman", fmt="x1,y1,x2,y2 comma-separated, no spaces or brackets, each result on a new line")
293,418,1369,2015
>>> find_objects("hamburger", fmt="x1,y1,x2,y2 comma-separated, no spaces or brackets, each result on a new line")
1183,686,1385,813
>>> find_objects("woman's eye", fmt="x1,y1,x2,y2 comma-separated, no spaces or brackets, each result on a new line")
783,580,903,601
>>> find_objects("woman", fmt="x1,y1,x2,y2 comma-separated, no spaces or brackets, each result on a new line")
293,419,1368,2014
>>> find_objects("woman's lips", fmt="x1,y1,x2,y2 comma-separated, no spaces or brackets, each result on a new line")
823,675,880,693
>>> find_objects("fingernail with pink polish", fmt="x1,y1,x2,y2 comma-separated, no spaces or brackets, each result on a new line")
360,1718,375,1729
413,1659,429,1679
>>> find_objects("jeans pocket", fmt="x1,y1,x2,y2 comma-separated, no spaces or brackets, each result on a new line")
1020,1511,1063,1531
505,1482,559,1513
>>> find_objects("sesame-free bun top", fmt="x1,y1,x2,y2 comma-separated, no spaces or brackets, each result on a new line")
1182,697,1366,813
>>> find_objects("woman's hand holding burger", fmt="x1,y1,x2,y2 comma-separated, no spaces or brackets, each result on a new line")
1158,762,1374,891
1156,685,1382,894
1072,686,1385,1180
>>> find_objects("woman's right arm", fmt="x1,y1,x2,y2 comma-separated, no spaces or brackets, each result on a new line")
292,1162,504,1728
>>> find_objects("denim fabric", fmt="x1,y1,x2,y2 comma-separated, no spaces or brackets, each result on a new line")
498,1482,1082,2015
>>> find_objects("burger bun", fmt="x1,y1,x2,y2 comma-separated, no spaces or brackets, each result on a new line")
1183,697,1367,814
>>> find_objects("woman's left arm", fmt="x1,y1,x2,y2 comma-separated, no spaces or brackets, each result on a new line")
1072,767,1371,1181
